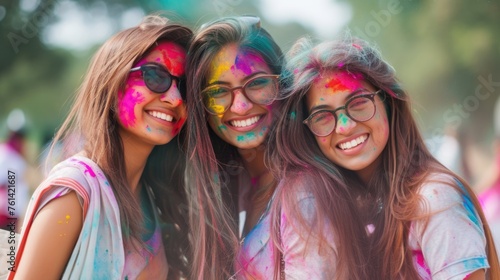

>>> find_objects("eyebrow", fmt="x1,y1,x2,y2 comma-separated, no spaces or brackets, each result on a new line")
309,104,331,113
348,88,369,97
206,71,269,87
308,88,370,113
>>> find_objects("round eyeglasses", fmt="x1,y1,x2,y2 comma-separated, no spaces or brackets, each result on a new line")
201,74,280,115
303,90,381,137
129,63,184,95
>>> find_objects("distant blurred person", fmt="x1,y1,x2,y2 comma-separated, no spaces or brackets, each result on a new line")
38,130,64,176
478,96,500,253
0,109,29,231
427,124,472,182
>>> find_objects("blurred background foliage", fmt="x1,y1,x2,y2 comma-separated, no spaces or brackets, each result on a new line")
0,0,499,188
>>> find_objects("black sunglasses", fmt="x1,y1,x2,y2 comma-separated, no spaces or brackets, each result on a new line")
129,63,184,95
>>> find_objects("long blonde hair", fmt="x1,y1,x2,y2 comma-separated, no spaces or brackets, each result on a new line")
48,15,193,278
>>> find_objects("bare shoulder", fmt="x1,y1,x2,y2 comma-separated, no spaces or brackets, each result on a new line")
13,190,83,279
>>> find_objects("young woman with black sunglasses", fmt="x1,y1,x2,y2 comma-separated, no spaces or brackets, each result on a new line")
9,15,192,280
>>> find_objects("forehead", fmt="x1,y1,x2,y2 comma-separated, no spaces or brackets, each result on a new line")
139,41,187,76
207,43,270,82
307,70,372,107
311,70,365,93
143,41,186,60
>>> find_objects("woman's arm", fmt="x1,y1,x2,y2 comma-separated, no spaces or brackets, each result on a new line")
13,190,83,279
465,269,485,280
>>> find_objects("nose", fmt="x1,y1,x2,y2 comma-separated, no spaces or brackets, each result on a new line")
230,89,253,114
335,112,357,134
160,80,183,107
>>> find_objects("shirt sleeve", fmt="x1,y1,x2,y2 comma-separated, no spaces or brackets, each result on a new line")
410,177,489,280
280,189,337,279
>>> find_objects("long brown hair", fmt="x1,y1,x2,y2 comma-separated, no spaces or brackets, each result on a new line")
275,35,500,279
48,15,193,278
268,37,372,280
185,16,284,279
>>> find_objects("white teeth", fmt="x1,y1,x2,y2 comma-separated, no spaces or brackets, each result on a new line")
339,135,368,150
230,116,261,128
148,111,174,122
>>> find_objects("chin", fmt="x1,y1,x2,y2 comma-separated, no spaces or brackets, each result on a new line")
232,138,265,150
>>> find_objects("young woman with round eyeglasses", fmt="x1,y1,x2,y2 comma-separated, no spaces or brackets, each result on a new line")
184,16,281,279
9,15,192,279
186,16,350,279
271,36,500,279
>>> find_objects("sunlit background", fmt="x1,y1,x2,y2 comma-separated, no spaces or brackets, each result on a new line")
1,0,499,203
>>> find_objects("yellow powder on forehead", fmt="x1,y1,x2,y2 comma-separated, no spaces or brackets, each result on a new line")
208,54,232,85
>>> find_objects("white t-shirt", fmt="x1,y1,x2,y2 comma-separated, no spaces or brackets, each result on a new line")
234,174,489,279
234,180,335,280
409,174,489,279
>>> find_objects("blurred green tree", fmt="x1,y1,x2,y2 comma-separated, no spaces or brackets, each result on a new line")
347,0,499,145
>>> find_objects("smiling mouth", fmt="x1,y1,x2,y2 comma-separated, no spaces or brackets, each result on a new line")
229,115,261,128
338,134,368,150
147,110,175,122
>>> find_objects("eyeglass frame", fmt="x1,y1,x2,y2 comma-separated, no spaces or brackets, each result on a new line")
129,63,182,94
303,90,383,137
201,74,280,115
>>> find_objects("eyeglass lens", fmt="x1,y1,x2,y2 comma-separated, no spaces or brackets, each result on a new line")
130,64,178,94
308,94,376,136
202,75,278,114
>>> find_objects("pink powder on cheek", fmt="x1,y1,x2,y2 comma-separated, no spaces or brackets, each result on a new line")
325,71,363,93
384,118,390,137
118,88,145,127
172,116,186,136
127,73,145,87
